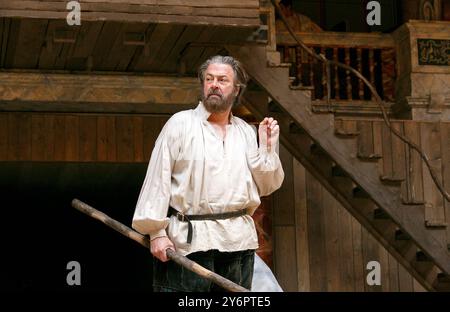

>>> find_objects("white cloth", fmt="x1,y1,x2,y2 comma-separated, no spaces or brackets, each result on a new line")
132,102,284,256
252,254,284,292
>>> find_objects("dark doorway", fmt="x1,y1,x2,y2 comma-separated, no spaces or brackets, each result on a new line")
0,162,152,292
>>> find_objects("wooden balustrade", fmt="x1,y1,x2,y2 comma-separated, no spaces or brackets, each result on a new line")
276,31,397,104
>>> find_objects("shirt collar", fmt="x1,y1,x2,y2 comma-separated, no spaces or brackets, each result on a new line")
196,101,235,124
196,101,212,121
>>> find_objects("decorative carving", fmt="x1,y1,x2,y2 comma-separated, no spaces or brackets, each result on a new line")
420,0,435,20
419,0,442,20
417,39,450,66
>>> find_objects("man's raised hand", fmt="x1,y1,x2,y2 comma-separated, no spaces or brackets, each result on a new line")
258,117,279,153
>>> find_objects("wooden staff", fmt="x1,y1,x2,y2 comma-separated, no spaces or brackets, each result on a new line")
71,198,249,292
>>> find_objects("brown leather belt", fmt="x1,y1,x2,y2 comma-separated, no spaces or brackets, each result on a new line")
168,206,248,244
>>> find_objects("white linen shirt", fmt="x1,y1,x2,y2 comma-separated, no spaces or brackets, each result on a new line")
132,102,284,256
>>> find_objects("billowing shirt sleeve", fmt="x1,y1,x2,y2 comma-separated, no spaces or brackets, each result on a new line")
131,116,182,240
245,125,284,197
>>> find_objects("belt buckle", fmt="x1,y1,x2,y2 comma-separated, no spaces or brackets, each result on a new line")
177,211,186,222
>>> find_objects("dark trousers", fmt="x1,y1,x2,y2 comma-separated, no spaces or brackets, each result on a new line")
153,249,255,292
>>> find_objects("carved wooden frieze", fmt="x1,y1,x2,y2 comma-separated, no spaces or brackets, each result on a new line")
417,39,450,66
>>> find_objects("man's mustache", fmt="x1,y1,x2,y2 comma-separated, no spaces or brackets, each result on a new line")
207,89,223,98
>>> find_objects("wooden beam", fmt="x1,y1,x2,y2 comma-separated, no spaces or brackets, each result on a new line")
0,72,199,113
73,0,259,7
0,1,260,27
1,1,259,18
276,31,395,49
4,0,259,9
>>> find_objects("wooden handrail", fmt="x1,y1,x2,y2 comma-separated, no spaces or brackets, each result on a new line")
276,31,395,49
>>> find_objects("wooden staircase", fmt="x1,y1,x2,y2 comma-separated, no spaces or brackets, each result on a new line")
228,45,450,291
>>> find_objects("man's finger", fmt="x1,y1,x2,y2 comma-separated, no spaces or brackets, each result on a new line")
270,120,278,129
159,250,169,262
260,117,268,125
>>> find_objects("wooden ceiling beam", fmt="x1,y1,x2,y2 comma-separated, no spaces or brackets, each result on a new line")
0,1,260,27
0,71,199,113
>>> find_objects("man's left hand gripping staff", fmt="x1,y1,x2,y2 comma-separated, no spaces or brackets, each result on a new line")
151,236,175,262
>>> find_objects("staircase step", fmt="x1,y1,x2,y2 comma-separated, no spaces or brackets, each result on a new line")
268,100,284,113
373,208,389,220
380,175,405,185
331,165,347,177
372,219,398,239
357,153,382,161
289,122,306,134
335,131,360,138
290,85,315,91
267,61,292,68
353,185,370,198
402,199,425,205
437,272,450,283
435,273,450,291
416,250,431,262
310,142,326,156
425,220,448,228
395,229,411,241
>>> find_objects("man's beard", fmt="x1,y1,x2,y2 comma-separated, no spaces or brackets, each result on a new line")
202,88,236,113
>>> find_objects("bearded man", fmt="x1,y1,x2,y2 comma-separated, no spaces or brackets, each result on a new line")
132,55,284,292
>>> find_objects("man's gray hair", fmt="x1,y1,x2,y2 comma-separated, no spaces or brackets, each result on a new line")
198,55,249,106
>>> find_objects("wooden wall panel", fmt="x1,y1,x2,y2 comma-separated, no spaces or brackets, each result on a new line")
381,121,394,179
254,196,273,269
391,122,408,200
293,158,310,291
142,116,162,160
420,123,445,225
273,144,295,226
351,218,365,291
0,114,7,160
306,172,327,291
31,115,45,160
404,121,424,204
133,116,144,163
0,112,169,163
7,113,31,160
398,263,414,291
43,115,56,161
388,253,400,292
64,116,79,161
323,190,339,291
274,226,298,292
53,115,66,161
379,243,390,291
440,123,450,246
116,116,134,162
79,116,97,162
338,204,356,291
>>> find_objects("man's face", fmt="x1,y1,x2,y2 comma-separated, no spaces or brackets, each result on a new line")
202,63,239,113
